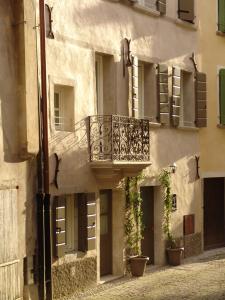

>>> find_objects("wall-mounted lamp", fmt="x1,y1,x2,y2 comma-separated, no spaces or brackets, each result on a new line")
169,163,177,174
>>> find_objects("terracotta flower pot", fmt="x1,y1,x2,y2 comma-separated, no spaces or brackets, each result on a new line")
167,247,184,266
129,255,149,276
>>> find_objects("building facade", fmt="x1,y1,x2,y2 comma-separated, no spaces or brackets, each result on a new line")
197,0,225,251
44,0,206,298
0,0,212,299
0,0,39,299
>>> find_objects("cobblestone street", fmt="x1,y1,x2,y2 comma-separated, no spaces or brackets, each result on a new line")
69,248,225,300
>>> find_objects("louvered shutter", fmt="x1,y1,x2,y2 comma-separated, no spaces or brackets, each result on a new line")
54,196,66,258
78,193,96,252
219,69,225,125
157,0,166,14
171,67,181,127
129,56,139,118
195,72,207,127
178,0,195,23
157,64,169,125
218,0,225,32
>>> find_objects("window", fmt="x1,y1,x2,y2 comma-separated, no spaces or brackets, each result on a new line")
133,0,166,14
178,0,195,24
54,194,96,258
218,0,225,33
138,61,157,121
95,53,115,115
53,85,75,132
181,70,195,127
219,69,225,125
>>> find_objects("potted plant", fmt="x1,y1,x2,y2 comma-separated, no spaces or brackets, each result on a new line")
159,169,184,266
124,175,149,276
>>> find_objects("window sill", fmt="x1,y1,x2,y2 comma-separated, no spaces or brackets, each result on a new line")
178,125,199,131
175,18,198,31
217,124,225,128
149,122,161,128
216,31,225,37
133,3,160,17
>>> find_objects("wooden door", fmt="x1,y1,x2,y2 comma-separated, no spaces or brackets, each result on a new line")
140,187,154,264
204,178,225,250
100,190,112,276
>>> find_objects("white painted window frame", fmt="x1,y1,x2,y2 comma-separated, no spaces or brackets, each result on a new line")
54,88,64,131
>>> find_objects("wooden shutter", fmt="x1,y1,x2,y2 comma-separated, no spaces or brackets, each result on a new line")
178,0,195,23
183,214,195,235
157,0,166,14
171,67,181,127
219,69,225,125
195,72,207,127
54,196,66,258
129,56,139,118
218,0,225,32
78,193,96,252
157,64,169,125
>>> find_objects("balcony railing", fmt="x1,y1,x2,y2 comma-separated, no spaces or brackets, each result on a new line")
88,115,150,162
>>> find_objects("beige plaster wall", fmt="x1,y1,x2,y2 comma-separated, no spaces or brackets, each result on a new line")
45,0,202,285
197,0,225,174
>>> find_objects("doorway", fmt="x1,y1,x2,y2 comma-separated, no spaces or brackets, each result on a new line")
204,178,225,250
100,190,112,276
140,186,154,264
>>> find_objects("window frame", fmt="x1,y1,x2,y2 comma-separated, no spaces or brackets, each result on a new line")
54,89,64,131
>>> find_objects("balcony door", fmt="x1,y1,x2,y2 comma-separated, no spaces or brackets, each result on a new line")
95,54,103,115
141,186,154,264
100,190,112,276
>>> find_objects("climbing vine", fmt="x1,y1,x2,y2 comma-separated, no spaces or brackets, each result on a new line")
159,169,175,247
124,174,144,256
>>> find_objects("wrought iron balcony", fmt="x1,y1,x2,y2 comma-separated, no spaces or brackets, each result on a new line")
88,115,150,162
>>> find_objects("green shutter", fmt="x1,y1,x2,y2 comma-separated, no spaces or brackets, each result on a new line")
157,64,169,125
53,196,66,258
171,67,181,127
178,0,195,23
219,69,225,124
195,72,207,128
157,0,166,14
218,0,225,32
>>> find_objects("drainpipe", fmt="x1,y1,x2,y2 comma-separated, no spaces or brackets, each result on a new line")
38,1,52,299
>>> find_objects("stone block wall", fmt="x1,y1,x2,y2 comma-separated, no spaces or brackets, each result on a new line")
184,232,202,258
52,256,97,299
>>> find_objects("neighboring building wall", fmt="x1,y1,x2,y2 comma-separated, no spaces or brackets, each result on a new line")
0,1,39,299
45,0,203,298
197,1,225,174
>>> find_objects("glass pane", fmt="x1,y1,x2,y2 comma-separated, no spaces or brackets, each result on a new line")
100,195,108,214
54,93,59,108
100,215,108,235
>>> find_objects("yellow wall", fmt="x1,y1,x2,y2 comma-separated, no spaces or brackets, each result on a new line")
198,0,225,174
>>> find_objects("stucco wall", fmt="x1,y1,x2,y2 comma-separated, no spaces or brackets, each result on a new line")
197,0,225,174
0,1,38,299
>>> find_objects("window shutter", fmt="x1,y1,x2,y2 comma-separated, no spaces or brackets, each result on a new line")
129,56,139,118
218,0,225,32
53,196,66,258
195,72,207,127
219,69,225,125
157,64,169,125
178,0,195,23
157,0,166,14
171,67,181,127
78,193,96,252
